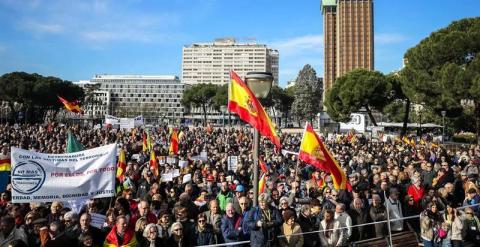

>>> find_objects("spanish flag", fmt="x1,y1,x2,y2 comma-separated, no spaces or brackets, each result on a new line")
259,158,269,174
299,123,347,190
227,71,281,149
258,173,267,193
149,151,158,177
142,131,148,152
402,136,411,146
58,96,83,114
0,158,11,171
147,132,153,151
116,149,126,181
169,130,179,155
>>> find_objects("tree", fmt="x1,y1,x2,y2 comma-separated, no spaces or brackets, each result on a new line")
291,64,323,123
324,69,391,126
0,72,84,123
212,84,228,111
401,17,480,142
181,83,218,126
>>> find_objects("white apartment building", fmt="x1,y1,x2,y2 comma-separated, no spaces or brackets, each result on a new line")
182,38,279,86
88,75,186,120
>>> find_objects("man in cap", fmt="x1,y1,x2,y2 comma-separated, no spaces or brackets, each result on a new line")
232,184,245,215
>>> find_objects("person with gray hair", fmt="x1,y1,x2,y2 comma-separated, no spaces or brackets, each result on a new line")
63,211,80,241
246,193,283,247
369,194,388,238
141,223,163,247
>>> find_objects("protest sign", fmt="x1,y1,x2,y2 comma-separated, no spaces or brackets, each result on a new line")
228,156,238,171
119,118,135,130
172,169,180,178
182,174,191,184
166,157,176,164
90,213,107,229
161,173,173,182
179,160,188,168
200,151,208,158
11,144,116,203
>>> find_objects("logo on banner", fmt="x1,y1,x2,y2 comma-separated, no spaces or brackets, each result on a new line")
11,161,46,194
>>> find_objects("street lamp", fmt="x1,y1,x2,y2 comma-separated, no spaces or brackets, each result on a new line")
220,106,226,127
245,72,273,207
441,110,446,143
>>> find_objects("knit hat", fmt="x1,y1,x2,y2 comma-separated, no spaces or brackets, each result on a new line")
282,209,296,222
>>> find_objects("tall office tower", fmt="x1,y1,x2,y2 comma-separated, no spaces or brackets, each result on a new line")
321,0,374,92
182,38,279,85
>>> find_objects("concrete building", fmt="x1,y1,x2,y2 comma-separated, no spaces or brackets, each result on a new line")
74,80,111,118
321,0,374,92
88,75,186,120
182,38,279,85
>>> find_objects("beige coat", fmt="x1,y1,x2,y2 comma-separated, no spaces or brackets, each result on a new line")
279,223,304,247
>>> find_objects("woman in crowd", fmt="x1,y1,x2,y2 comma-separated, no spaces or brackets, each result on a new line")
279,209,303,247
139,223,163,247
420,202,444,247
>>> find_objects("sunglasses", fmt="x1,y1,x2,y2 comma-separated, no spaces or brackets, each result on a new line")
174,228,183,231
198,219,206,223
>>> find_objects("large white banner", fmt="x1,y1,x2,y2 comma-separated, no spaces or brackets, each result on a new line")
105,115,120,125
11,144,117,203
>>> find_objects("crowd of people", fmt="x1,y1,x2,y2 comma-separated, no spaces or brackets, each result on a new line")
0,122,479,247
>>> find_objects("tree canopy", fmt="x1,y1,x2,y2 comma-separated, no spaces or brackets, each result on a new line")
401,17,480,141
0,72,84,123
181,83,218,126
291,64,322,123
324,69,391,126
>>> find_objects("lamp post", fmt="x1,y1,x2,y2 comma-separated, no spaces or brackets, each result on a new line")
245,72,273,207
441,110,446,143
220,106,226,127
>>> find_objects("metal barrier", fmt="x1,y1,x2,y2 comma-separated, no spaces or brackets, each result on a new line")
196,202,480,247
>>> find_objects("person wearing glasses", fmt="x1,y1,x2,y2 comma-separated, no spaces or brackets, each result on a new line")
246,193,282,247
463,207,480,247
63,211,80,242
139,223,163,247
167,222,188,247
191,213,215,246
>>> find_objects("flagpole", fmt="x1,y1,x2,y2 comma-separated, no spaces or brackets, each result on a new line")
253,128,259,207
384,190,393,247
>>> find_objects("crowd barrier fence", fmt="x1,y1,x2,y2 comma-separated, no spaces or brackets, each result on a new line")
196,202,480,247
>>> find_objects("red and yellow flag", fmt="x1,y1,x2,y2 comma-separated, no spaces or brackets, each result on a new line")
259,158,268,174
169,130,179,155
299,123,347,190
58,96,83,114
258,173,267,193
149,150,158,177
0,158,11,171
227,71,281,149
116,149,126,181
142,131,148,152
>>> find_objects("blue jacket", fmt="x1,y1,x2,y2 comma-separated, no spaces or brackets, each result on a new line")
221,214,243,244
246,206,283,247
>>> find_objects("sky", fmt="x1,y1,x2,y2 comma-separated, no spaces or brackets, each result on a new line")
0,0,479,87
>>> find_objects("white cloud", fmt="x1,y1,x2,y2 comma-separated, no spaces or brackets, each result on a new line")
6,0,181,44
270,34,323,56
21,21,64,34
266,35,324,86
375,33,408,45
